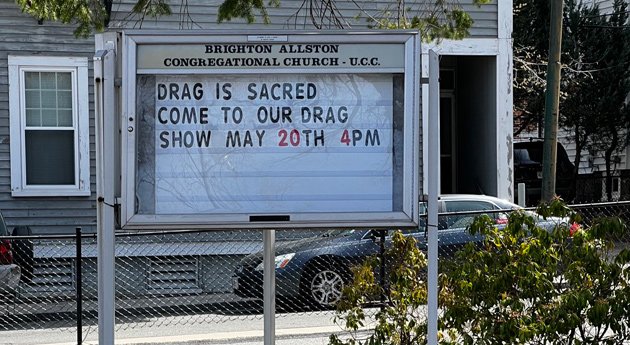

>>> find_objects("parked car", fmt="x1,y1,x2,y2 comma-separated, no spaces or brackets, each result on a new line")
0,212,21,297
514,141,575,205
232,194,568,308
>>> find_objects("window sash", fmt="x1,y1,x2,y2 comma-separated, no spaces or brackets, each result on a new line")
8,56,90,197
19,67,80,189
24,71,74,128
25,129,76,185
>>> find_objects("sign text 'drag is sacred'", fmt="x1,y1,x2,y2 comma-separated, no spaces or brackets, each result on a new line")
151,74,395,214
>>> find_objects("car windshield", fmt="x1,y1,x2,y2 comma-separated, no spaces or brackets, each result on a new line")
490,200,544,220
514,148,530,162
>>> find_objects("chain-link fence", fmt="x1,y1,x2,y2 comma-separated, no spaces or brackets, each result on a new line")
0,199,629,343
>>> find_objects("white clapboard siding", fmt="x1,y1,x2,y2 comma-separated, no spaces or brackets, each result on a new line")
0,2,96,234
108,0,498,37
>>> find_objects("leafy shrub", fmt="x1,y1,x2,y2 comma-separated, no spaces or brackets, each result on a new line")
440,200,630,344
330,230,428,345
331,199,630,345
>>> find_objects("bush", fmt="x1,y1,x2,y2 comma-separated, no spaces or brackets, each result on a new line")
440,200,630,344
331,199,630,345
330,230,428,345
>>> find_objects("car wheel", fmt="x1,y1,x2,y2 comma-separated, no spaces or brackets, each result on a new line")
306,267,347,308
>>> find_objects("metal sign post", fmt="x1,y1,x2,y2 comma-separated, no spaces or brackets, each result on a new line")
427,49,440,345
263,230,276,345
95,35,117,345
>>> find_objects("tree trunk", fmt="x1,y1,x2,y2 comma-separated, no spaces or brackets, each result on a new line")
572,127,584,201
604,130,619,201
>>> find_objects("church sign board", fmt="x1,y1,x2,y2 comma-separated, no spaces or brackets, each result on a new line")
121,31,420,230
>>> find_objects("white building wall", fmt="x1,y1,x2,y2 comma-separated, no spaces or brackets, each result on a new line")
421,0,513,201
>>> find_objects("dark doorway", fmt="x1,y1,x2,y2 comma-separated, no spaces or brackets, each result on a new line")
440,96,455,194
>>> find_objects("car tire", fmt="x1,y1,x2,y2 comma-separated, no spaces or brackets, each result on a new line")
302,264,349,308
11,226,34,283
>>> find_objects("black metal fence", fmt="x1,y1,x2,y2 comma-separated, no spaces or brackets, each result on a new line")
0,200,628,343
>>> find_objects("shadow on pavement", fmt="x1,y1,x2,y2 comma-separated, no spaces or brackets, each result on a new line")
0,293,338,332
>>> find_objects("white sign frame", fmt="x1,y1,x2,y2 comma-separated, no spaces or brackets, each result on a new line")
121,30,420,230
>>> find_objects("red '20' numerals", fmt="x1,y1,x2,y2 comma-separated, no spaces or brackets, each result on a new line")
278,129,300,147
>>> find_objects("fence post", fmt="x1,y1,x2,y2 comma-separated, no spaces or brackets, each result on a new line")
427,49,440,345
263,230,275,345
76,227,82,345
379,229,386,311
518,183,526,207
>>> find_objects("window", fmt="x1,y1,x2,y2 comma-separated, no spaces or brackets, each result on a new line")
8,56,90,196
600,174,621,202
444,200,495,229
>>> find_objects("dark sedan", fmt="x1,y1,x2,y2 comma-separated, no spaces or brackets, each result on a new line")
232,194,568,308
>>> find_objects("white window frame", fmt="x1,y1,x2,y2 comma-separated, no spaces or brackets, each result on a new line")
8,56,90,197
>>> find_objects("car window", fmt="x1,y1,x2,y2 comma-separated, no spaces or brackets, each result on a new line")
444,200,495,212
514,148,532,163
417,201,447,230
419,202,428,215
444,200,495,229
524,145,543,162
